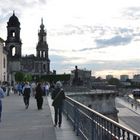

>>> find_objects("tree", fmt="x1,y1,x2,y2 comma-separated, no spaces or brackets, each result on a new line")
15,72,25,82
108,78,120,86
24,74,32,82
32,74,70,83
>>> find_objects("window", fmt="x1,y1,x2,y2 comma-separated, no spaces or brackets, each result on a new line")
4,75,5,81
43,36,46,42
43,64,46,71
12,47,16,56
3,57,5,68
43,51,46,58
11,30,15,37
40,51,42,57
12,32,15,37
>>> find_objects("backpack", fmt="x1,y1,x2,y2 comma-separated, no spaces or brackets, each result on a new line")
23,88,30,97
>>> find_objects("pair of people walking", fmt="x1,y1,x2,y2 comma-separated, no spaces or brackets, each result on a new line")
22,82,44,110
51,81,65,128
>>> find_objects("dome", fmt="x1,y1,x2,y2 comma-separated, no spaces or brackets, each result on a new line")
8,12,20,27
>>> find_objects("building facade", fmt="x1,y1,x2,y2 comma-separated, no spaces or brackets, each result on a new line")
120,75,129,81
0,37,7,82
106,75,113,80
5,12,50,83
132,74,140,83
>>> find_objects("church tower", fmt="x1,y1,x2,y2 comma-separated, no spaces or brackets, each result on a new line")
36,19,50,74
5,12,22,83
5,11,22,58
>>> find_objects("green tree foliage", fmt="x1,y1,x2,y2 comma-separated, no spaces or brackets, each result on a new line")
32,74,70,83
24,74,32,82
15,72,25,82
108,78,120,86
15,72,32,82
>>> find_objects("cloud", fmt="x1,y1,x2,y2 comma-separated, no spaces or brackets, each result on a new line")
0,0,47,25
0,0,46,15
49,25,137,50
85,59,140,71
72,48,94,52
50,49,68,53
50,54,82,73
49,25,107,37
89,59,140,78
49,24,85,36
50,56,140,76
95,35,133,48
49,25,138,52
50,53,85,63
1,1,140,77
50,54,66,62
50,48,140,71
122,7,140,20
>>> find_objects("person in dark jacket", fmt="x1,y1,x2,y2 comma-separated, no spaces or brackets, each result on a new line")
35,83,44,110
51,81,65,127
0,86,5,122
22,82,31,109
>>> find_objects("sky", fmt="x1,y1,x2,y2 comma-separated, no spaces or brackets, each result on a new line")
1,0,140,78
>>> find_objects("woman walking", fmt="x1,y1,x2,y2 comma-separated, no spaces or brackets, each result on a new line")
51,81,65,127
35,83,44,110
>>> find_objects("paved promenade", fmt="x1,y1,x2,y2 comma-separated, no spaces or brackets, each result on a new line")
116,97,140,133
4,92,140,139
0,94,80,140
0,94,56,140
47,95,81,140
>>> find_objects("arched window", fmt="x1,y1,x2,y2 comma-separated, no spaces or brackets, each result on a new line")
43,64,46,71
40,51,42,57
11,30,15,37
12,47,16,56
43,36,46,42
3,57,6,68
43,51,46,58
4,75,5,81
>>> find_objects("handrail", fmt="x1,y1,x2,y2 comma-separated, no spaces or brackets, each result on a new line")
63,96,140,140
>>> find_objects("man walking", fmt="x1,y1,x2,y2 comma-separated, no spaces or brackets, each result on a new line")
22,82,31,109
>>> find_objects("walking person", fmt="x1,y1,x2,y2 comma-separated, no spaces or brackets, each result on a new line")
35,83,44,110
45,82,50,96
0,86,5,122
31,82,36,96
51,81,65,127
22,82,31,109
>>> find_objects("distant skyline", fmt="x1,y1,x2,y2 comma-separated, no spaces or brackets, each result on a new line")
1,0,140,78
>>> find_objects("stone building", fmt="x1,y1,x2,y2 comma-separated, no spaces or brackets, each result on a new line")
0,37,7,82
5,12,50,83
120,75,129,81
132,74,140,83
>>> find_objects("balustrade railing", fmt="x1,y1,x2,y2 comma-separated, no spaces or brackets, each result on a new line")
63,96,140,140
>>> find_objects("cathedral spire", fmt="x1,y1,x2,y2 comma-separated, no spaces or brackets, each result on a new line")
40,18,44,30
37,18,49,61
41,18,43,24
13,10,15,16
